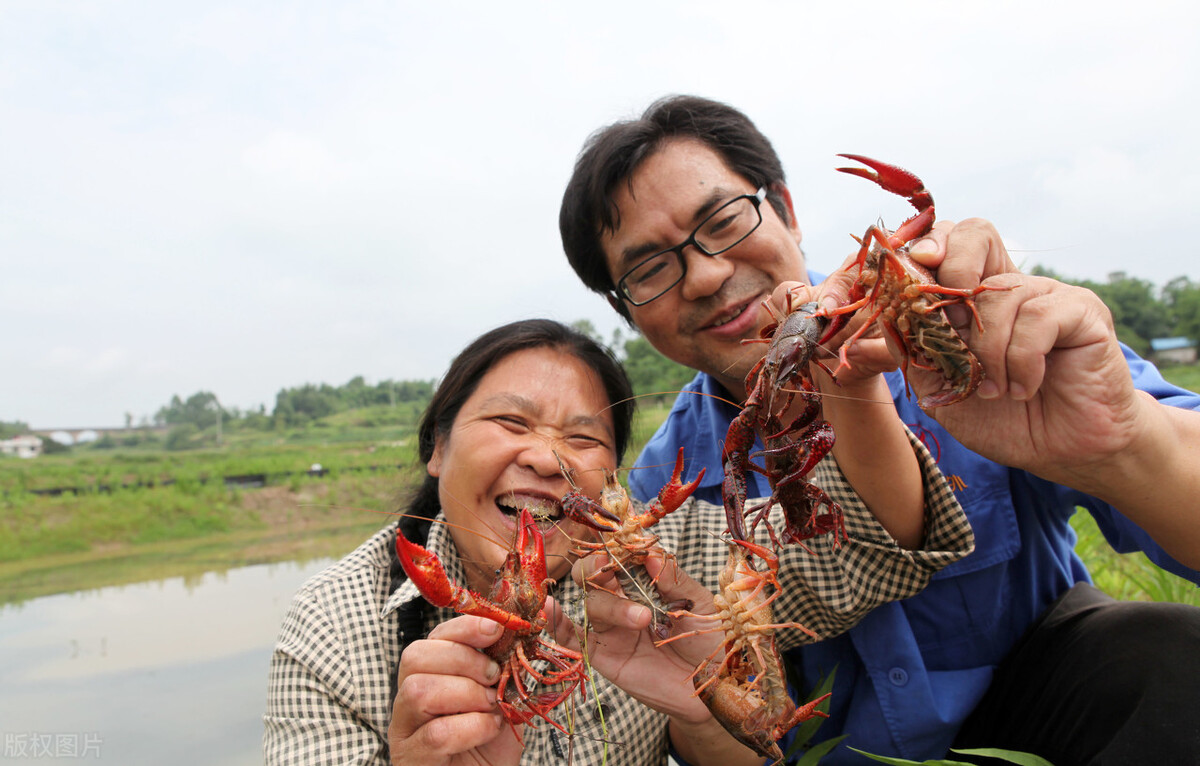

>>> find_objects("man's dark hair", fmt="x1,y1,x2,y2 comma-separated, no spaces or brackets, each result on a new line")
398,318,635,544
560,95,790,322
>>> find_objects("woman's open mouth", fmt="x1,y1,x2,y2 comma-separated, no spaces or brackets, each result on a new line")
496,493,562,527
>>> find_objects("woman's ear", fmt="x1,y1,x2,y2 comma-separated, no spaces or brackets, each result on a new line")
427,440,443,478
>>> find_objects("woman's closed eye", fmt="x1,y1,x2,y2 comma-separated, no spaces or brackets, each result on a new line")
491,415,531,432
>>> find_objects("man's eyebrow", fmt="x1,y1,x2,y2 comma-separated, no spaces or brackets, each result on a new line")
617,187,732,269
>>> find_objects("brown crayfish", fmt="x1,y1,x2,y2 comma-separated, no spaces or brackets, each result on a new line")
822,153,1010,409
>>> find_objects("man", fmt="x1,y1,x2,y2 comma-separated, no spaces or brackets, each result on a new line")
560,95,1200,764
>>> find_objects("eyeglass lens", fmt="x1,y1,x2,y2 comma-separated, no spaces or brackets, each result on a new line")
621,193,762,305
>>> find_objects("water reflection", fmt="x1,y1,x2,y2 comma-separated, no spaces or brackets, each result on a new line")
0,559,335,765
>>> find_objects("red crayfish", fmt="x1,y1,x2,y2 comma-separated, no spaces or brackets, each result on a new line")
663,500,829,764
394,507,586,735
822,154,1010,409
723,301,847,551
560,447,705,641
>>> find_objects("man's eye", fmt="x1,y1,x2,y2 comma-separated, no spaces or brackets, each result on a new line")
704,210,740,237
631,261,667,285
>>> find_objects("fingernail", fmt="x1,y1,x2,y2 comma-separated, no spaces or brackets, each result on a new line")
910,238,937,256
1009,382,1028,401
481,619,502,637
486,660,501,682
626,604,649,626
977,380,1000,400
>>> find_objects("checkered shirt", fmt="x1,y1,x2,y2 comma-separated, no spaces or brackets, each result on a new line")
264,430,973,765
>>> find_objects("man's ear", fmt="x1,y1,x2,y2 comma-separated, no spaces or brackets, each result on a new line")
770,181,803,245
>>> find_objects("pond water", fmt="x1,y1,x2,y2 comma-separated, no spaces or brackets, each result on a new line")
0,558,337,765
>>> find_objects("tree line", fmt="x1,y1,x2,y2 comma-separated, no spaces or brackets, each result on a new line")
1032,268,1199,355
17,269,1196,454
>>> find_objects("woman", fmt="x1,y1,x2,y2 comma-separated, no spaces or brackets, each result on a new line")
263,319,973,765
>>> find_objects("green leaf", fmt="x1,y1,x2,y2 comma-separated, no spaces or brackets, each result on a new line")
846,748,969,765
789,665,839,750
782,664,839,759
845,747,1056,766
950,748,1057,766
792,734,847,766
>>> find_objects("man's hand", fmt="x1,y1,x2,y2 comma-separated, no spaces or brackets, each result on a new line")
899,218,1143,475
766,279,898,389
388,615,522,766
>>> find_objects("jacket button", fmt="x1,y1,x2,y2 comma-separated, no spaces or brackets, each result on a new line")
888,667,909,686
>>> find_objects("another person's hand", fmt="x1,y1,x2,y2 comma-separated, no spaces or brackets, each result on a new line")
897,218,1143,478
764,279,898,391
388,615,523,766
549,548,721,725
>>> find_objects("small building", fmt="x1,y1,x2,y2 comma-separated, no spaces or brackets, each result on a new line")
0,434,44,459
1150,337,1197,366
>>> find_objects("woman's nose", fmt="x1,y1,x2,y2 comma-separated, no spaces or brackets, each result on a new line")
518,438,565,478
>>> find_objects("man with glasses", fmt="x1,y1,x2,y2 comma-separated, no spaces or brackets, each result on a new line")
560,95,1200,764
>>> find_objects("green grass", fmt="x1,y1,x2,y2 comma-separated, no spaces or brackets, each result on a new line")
1161,361,1200,394
3,394,1198,607
1070,508,1199,605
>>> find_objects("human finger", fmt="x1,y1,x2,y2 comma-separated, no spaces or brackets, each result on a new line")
906,219,954,270
640,548,716,616
397,672,500,719
389,708,506,764
398,627,502,688
988,277,1112,400
426,613,505,649
812,252,861,314
767,281,816,320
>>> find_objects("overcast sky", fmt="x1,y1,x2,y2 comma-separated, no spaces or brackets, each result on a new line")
5,0,1199,428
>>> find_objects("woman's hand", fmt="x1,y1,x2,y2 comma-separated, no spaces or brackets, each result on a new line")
549,548,722,725
388,615,522,766
551,549,768,765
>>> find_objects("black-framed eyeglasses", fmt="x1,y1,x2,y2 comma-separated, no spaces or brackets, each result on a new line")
614,187,767,306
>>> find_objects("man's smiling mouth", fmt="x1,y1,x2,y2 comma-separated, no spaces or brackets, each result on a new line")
704,298,756,330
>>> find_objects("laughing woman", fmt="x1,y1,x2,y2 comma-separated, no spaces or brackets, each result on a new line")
263,319,974,766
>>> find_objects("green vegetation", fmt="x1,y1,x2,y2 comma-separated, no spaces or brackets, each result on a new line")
3,302,1197,605
1162,363,1200,393
1071,509,1199,606
1030,267,1200,356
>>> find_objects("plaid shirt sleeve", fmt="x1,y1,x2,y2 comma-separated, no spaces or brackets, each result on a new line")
655,426,974,651
264,528,398,765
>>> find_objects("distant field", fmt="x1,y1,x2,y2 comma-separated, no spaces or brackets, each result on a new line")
1161,362,1200,393
3,366,1198,605
0,430,421,603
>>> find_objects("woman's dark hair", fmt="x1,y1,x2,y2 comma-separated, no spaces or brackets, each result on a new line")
560,95,790,323
396,318,635,546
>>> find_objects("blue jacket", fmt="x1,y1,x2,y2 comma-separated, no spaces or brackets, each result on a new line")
631,348,1200,762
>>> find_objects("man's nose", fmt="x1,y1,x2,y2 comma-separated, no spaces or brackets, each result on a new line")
678,245,736,302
